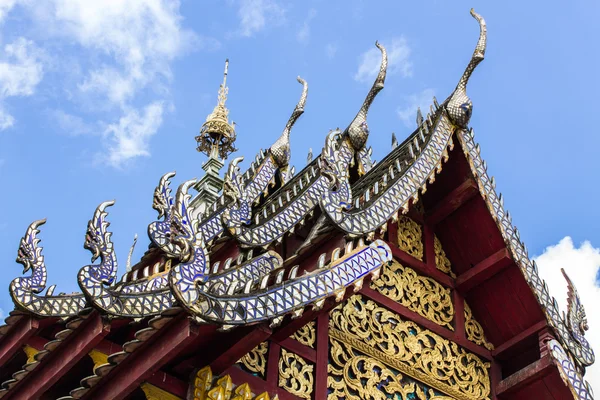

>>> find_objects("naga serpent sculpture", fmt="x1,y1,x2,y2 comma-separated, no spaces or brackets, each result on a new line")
10,219,86,317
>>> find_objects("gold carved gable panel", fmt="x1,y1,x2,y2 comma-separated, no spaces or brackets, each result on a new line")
370,261,454,330
289,321,316,348
236,341,268,379
464,302,494,350
397,216,424,261
278,348,314,399
329,295,491,400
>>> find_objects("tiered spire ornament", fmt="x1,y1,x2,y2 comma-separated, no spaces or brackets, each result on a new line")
196,59,236,160
10,220,86,317
446,9,486,129
270,76,308,168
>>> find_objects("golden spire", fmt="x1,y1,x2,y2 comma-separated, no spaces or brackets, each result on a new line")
196,59,237,160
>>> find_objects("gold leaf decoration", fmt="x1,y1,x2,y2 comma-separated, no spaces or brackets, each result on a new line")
330,295,491,400
278,348,314,399
88,349,109,372
370,261,454,330
434,236,455,277
140,382,182,400
290,321,316,348
22,345,38,364
397,216,423,261
193,366,278,400
237,341,268,378
328,337,454,400
464,302,494,350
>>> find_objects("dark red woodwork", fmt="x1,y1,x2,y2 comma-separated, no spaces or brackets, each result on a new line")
275,337,316,363
496,356,554,396
452,290,466,340
81,315,198,400
492,321,547,359
145,370,188,399
426,178,479,226
210,325,272,375
4,311,109,400
455,248,513,293
314,312,329,400
390,244,454,288
0,316,38,367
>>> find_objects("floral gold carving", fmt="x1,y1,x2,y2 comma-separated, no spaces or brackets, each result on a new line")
397,216,423,261
278,348,314,399
434,236,455,277
464,302,494,350
193,366,278,400
290,321,316,348
371,261,454,330
328,337,454,400
237,341,268,378
330,295,491,400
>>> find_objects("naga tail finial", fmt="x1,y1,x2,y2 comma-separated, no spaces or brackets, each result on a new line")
170,179,199,262
84,201,115,262
346,41,387,150
447,9,487,129
561,268,589,337
15,219,48,293
152,171,176,219
270,76,308,167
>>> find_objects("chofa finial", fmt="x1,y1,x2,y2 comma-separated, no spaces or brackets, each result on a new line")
270,76,308,167
446,9,486,129
346,41,387,150
561,268,590,338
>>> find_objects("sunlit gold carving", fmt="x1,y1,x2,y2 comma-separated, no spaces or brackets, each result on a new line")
237,341,268,377
22,345,38,364
290,321,316,348
141,382,182,400
88,349,108,371
193,366,278,400
278,348,314,399
464,302,494,350
434,236,455,277
328,337,454,400
397,216,423,261
371,261,454,330
330,295,491,400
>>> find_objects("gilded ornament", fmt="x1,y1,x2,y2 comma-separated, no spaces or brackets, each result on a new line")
328,337,454,400
140,382,182,400
88,349,109,371
371,261,454,330
278,349,314,399
397,217,423,261
193,366,277,400
22,345,38,364
290,321,316,348
330,295,491,400
464,302,494,350
434,236,455,277
237,341,268,378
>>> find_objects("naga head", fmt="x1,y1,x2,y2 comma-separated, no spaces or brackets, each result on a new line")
223,157,245,205
169,180,199,263
152,171,176,219
84,201,115,263
16,219,46,275
446,9,486,129
346,41,387,151
561,268,589,338
270,76,308,168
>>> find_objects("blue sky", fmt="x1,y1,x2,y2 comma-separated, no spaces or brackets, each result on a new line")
0,0,599,385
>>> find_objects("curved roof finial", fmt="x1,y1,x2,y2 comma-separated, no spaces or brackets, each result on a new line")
446,9,486,129
270,76,308,167
346,41,387,150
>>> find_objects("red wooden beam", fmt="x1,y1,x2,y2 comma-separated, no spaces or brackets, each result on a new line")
426,179,479,226
224,365,299,400
422,224,436,270
266,341,281,393
146,370,188,399
452,290,466,340
314,312,329,400
4,311,109,400
211,325,272,375
275,337,316,363
496,356,553,396
391,245,454,288
492,320,547,359
81,315,198,400
0,317,38,366
361,287,491,360
455,248,513,293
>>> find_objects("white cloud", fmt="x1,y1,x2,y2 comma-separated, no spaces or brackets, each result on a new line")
236,0,285,37
534,237,600,389
0,37,43,130
396,88,435,127
354,36,412,83
53,109,93,136
0,0,16,23
103,101,164,167
296,8,316,44
326,43,337,60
